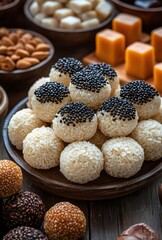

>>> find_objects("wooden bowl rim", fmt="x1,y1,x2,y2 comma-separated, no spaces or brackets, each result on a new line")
0,86,8,116
0,0,21,11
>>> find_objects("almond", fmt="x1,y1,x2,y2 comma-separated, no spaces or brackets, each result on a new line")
0,57,15,71
35,43,50,51
24,43,35,53
15,29,25,37
33,37,44,44
16,59,32,69
7,46,17,56
1,36,14,46
10,54,21,62
0,27,9,38
31,51,49,60
0,46,7,55
9,32,19,44
23,57,40,65
16,49,30,58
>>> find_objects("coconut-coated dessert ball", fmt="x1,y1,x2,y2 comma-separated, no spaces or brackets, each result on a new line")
60,141,104,184
2,191,45,230
69,68,111,110
97,97,138,138
120,80,161,120
49,57,83,86
8,108,46,150
52,102,97,143
0,160,23,198
44,202,86,240
27,77,50,108
85,63,120,95
23,126,64,169
102,137,144,178
31,82,71,123
88,128,109,149
131,119,162,161
3,226,48,240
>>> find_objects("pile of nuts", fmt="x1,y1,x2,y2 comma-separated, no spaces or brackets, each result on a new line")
0,27,51,71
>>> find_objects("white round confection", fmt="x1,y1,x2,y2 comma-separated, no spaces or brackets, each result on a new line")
31,82,71,123
97,97,138,138
152,97,162,124
23,126,64,169
49,57,83,86
88,128,109,149
102,137,144,178
130,119,162,161
52,102,97,143
60,141,104,184
120,80,161,120
27,77,50,108
8,108,46,150
69,68,111,110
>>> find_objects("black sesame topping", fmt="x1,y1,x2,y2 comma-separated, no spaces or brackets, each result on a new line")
85,63,117,81
34,82,70,104
120,80,159,105
71,68,108,93
53,57,83,77
55,102,95,126
3,226,48,240
98,97,136,121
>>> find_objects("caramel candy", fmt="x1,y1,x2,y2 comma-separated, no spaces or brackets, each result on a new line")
125,42,155,79
153,63,162,93
112,13,142,46
151,27,162,62
95,29,125,66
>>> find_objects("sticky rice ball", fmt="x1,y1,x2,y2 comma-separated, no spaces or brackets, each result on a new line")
27,77,50,108
85,63,120,95
52,102,97,143
60,141,104,184
120,80,161,120
49,57,83,86
0,160,23,198
69,68,111,110
102,137,144,178
8,108,46,150
97,97,138,138
152,98,162,124
130,119,162,161
23,126,64,169
44,202,86,240
31,81,71,123
88,128,109,149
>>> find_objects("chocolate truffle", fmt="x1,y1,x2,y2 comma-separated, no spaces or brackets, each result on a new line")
3,226,48,240
49,57,83,86
2,191,45,229
0,160,23,198
44,202,86,240
52,102,97,143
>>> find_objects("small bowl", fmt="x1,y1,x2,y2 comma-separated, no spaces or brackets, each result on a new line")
112,0,162,32
0,86,8,119
0,28,55,88
24,0,117,49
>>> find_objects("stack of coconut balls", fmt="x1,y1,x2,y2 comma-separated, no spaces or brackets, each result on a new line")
8,57,162,184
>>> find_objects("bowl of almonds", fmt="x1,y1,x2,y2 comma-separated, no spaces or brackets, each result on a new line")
0,27,54,87
24,0,116,48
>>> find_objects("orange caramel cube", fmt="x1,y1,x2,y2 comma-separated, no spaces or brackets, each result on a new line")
151,27,162,62
95,29,125,66
153,63,162,93
125,42,155,79
112,13,142,46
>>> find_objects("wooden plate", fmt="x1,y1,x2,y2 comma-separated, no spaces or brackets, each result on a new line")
3,98,162,200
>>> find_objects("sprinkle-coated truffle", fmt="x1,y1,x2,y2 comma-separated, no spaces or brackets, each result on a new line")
31,82,71,122
97,97,138,137
3,226,48,240
2,191,45,229
0,160,23,199
52,102,97,142
69,68,111,109
44,201,86,240
49,57,83,86
120,80,161,120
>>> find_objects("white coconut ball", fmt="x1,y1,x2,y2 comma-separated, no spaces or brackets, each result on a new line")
8,108,46,150
102,137,144,178
88,128,109,149
60,141,104,184
23,126,64,169
130,119,162,161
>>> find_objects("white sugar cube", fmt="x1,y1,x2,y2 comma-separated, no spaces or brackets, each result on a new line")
96,1,113,20
42,1,62,15
60,16,81,29
41,17,59,28
54,8,74,20
67,0,93,14
80,18,100,28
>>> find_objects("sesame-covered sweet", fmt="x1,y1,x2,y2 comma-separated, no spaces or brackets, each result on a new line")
97,97,138,137
49,57,83,86
69,68,111,109
44,202,86,240
0,160,23,199
2,191,45,229
3,226,48,240
120,80,161,120
31,82,71,122
52,102,97,142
